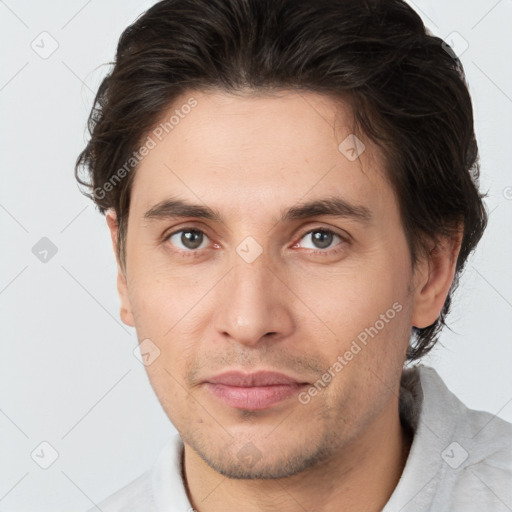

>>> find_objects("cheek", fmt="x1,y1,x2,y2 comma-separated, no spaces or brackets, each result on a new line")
126,254,204,334
288,254,412,409
291,257,407,340
127,265,211,374
143,362,200,434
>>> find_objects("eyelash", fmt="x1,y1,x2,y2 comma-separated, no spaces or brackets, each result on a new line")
294,229,348,255
163,227,348,257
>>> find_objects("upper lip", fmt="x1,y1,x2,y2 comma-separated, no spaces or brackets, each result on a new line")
205,371,307,387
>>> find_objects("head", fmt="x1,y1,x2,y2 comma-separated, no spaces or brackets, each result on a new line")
76,0,487,479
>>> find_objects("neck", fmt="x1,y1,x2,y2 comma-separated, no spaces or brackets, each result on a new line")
182,399,413,512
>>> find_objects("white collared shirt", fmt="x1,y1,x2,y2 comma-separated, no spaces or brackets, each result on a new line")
87,365,512,511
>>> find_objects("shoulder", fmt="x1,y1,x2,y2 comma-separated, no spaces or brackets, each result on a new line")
417,365,512,459
446,405,512,509
83,434,189,512
418,365,512,510
84,470,156,512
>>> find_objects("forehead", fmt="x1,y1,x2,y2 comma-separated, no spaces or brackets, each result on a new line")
129,90,395,224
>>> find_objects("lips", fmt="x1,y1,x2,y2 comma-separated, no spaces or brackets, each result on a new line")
206,371,305,387
203,371,309,410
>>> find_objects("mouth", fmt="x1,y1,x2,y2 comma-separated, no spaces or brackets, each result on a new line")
202,371,310,410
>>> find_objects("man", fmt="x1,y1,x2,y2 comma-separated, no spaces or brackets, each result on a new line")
76,0,512,510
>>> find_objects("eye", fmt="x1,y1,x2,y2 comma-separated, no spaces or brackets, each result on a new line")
295,229,345,252
166,229,210,251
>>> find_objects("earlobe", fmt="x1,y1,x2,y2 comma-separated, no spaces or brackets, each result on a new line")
106,210,135,328
410,231,462,329
117,270,135,327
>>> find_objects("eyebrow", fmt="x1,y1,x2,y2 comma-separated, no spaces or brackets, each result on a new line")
282,197,372,224
144,198,222,222
143,196,372,225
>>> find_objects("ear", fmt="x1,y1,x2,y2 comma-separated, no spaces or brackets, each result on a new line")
410,229,463,329
106,210,135,327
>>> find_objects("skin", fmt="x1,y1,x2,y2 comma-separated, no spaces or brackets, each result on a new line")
106,90,462,512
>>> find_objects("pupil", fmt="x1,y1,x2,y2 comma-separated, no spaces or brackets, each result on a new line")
182,231,203,249
313,231,332,249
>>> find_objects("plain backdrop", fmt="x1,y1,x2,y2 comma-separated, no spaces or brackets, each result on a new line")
1,0,511,510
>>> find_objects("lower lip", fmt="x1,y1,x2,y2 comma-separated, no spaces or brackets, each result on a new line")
204,383,306,410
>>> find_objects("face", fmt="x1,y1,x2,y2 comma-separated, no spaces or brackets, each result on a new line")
108,90,449,479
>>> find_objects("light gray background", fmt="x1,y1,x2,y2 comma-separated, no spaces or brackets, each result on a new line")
1,0,511,510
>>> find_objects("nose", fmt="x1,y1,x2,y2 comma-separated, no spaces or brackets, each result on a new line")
213,256,295,347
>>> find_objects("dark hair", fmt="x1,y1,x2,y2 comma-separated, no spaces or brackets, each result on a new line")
75,0,488,361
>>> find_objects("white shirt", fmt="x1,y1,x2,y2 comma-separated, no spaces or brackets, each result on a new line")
87,365,512,511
